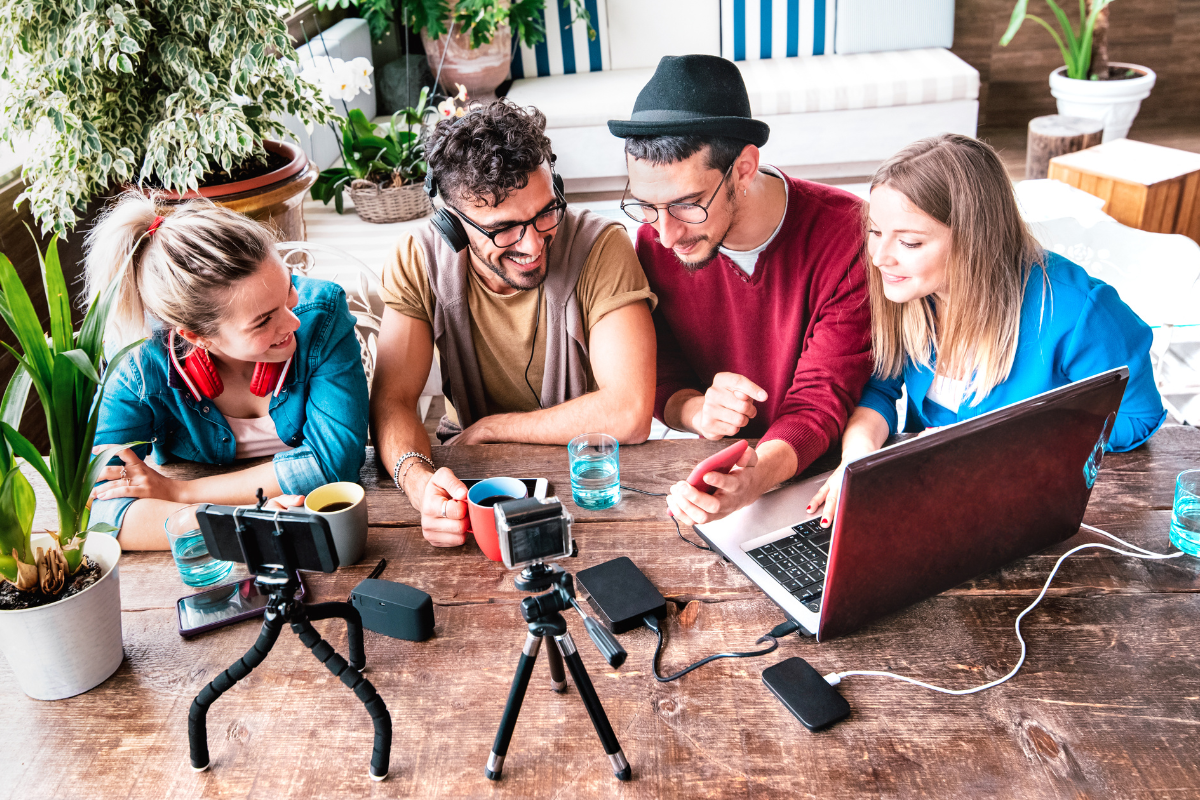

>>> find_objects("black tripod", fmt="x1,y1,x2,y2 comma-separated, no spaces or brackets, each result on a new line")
187,567,392,780
486,563,631,781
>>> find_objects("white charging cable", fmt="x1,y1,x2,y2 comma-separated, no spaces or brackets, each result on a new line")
823,524,1189,695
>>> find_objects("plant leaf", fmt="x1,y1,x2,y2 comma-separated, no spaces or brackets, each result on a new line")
1,423,63,510
62,349,102,384
999,0,1031,45
0,253,54,381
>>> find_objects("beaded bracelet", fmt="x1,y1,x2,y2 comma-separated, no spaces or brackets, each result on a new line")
393,452,434,494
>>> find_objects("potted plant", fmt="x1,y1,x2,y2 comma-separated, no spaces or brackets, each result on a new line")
1001,0,1155,142
0,0,332,238
319,0,592,100
307,59,436,223
0,238,141,700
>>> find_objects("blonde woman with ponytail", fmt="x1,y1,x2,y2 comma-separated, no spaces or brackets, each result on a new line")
809,134,1165,526
86,192,369,549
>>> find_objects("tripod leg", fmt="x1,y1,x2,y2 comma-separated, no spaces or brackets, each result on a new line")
486,632,542,781
292,616,392,781
304,601,367,671
188,612,286,771
544,637,567,693
555,632,632,781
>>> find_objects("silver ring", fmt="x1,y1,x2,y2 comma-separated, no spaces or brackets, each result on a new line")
440,499,448,518
120,467,128,484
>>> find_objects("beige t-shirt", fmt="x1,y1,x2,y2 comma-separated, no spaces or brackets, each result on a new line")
380,225,656,423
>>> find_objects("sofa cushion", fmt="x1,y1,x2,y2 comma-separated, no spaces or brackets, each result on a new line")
511,0,611,79
607,0,720,70
507,48,979,129
720,0,835,60
834,0,955,54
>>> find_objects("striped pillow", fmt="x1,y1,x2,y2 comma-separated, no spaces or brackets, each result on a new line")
511,0,611,79
720,0,835,61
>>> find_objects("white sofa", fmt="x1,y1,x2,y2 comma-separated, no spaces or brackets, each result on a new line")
505,0,979,191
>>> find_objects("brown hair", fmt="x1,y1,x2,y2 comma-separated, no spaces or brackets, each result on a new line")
83,191,278,347
867,134,1045,403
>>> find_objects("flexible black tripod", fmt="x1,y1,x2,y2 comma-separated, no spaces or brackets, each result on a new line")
187,564,392,779
486,563,631,781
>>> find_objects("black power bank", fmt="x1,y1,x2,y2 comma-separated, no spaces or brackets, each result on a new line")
350,579,435,642
762,657,851,731
576,557,668,634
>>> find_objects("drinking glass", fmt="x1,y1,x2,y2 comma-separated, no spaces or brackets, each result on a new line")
1170,469,1200,557
165,504,234,587
568,433,621,510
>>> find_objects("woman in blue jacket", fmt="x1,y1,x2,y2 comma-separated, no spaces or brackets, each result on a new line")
86,192,369,549
809,134,1165,525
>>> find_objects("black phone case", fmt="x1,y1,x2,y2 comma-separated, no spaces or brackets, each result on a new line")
762,657,850,731
176,573,307,638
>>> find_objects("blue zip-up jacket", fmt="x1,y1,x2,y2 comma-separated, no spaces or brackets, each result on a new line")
90,276,369,531
858,252,1165,452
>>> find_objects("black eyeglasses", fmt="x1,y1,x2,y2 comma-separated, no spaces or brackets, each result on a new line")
452,200,567,248
620,162,735,225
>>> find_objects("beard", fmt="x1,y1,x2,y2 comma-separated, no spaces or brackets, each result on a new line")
468,233,553,291
662,186,739,274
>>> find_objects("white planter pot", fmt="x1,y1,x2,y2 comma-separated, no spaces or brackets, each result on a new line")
0,534,124,700
1049,63,1156,143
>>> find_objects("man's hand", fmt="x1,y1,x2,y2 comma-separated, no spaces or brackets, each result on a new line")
666,443,764,526
689,373,768,440
408,465,470,547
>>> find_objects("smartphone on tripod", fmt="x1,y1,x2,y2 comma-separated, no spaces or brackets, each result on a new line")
176,572,307,638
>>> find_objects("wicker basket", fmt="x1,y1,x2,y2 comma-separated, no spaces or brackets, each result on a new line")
348,179,434,224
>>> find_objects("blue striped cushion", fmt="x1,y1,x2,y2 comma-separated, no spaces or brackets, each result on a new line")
720,0,835,61
511,0,610,79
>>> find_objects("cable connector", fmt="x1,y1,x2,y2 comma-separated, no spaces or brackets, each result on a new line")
824,672,841,687
767,619,800,640
642,613,661,634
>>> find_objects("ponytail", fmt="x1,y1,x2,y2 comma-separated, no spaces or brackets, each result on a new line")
84,191,278,349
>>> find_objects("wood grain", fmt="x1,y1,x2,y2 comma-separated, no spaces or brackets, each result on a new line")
5,428,1200,800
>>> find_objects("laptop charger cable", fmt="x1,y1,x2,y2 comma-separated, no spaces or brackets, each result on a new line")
619,484,711,551
816,524,1188,696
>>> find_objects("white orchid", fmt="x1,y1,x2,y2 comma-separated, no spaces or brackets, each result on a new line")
436,83,469,118
300,56,374,103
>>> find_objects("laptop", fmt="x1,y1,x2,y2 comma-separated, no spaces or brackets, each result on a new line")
694,368,1129,641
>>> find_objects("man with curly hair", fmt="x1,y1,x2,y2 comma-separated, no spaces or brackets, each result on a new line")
371,100,657,548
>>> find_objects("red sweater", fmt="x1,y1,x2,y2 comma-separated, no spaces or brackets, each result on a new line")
637,175,873,475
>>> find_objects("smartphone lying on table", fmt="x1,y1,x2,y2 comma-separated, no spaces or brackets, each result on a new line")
461,478,549,499
177,572,306,638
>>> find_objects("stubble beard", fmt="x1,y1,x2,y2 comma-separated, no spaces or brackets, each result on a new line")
664,186,740,274
468,233,553,291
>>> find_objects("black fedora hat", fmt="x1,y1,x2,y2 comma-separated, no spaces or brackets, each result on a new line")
608,54,769,146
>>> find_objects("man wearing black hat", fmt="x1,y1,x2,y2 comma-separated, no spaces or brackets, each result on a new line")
609,54,873,527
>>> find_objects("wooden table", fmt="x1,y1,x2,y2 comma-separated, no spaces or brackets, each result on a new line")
4,429,1200,799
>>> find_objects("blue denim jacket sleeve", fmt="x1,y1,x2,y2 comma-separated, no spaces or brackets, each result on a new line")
271,289,369,494
857,374,904,435
89,349,155,533
1062,281,1166,452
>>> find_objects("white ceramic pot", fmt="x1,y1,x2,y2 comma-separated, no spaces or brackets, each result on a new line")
0,534,124,700
1048,63,1156,143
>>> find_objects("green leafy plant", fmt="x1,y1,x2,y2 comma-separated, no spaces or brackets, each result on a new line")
0,236,141,594
316,0,593,49
1000,0,1116,80
0,0,332,234
311,88,432,213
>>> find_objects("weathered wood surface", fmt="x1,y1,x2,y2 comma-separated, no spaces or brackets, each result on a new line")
5,427,1200,799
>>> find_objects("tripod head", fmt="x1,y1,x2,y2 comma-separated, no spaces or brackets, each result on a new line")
518,565,626,668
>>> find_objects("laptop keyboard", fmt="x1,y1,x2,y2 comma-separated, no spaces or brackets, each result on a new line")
745,518,832,613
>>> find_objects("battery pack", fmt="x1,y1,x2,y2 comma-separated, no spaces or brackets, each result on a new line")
350,578,435,642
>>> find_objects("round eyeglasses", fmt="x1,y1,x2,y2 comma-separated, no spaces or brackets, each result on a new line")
453,202,567,249
620,162,734,225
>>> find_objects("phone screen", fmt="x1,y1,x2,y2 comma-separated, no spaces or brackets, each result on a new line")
461,478,548,499
177,578,269,636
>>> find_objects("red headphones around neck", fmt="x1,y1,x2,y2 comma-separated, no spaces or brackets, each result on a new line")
168,330,291,401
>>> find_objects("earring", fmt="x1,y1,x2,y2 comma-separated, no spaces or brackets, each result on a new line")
744,188,747,197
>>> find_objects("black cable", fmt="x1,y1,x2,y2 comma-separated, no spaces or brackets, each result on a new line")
642,614,799,682
524,282,544,408
620,484,712,550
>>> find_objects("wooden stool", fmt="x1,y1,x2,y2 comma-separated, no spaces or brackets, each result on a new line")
1026,115,1103,180
1048,138,1200,243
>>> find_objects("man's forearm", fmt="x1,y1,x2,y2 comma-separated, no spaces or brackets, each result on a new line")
752,439,799,496
371,398,432,493
469,387,652,445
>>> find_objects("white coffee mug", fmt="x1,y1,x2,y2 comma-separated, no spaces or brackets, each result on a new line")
305,482,368,566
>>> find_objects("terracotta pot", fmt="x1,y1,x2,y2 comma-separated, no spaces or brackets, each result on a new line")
160,140,318,241
421,22,513,102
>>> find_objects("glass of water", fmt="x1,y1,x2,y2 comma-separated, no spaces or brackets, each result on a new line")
568,433,621,510
1170,469,1200,557
165,504,233,587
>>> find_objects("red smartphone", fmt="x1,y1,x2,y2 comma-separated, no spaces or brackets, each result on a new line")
176,572,306,638
686,440,749,494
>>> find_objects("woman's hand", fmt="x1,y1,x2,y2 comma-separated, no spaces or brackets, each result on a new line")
807,463,848,529
263,494,306,511
90,447,187,503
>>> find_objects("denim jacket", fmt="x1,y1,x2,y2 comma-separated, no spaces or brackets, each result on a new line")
91,276,369,531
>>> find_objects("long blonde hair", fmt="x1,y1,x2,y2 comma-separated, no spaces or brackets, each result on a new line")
83,191,278,348
867,134,1045,404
